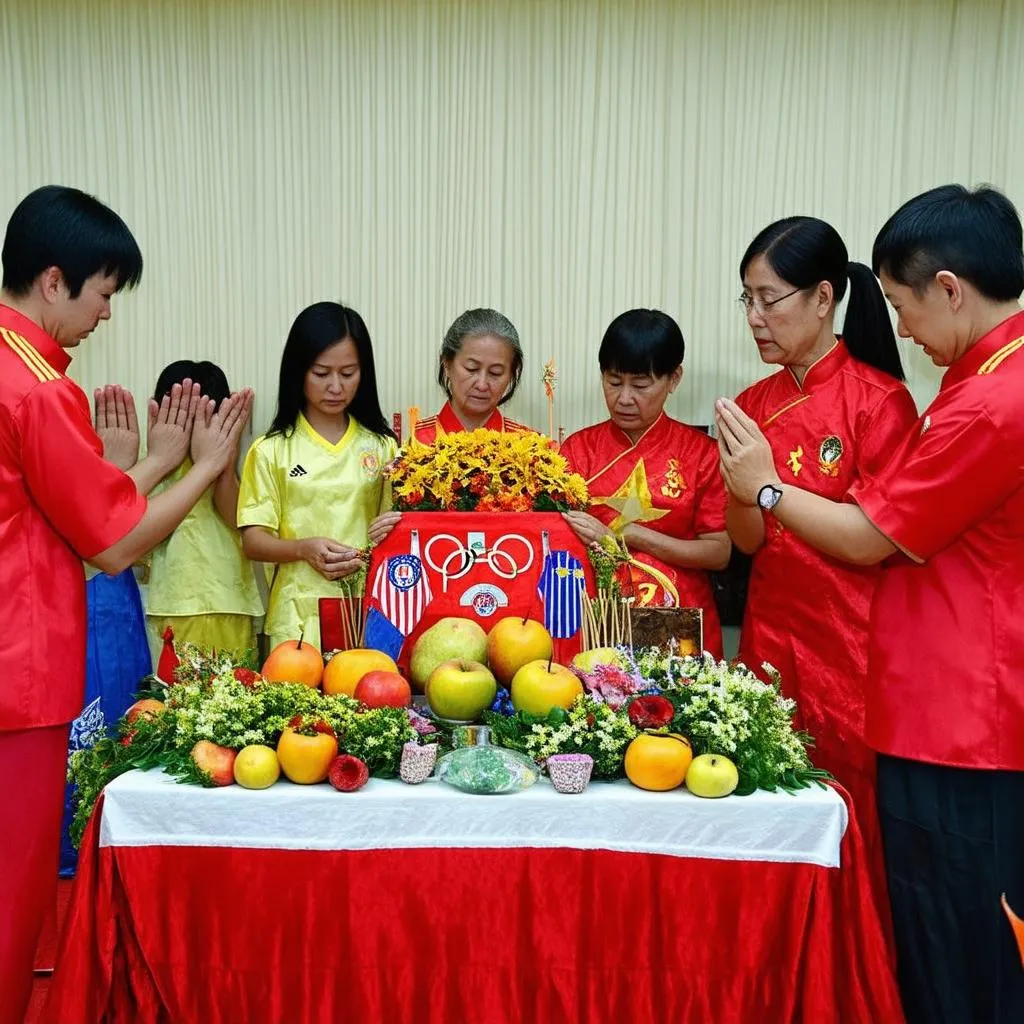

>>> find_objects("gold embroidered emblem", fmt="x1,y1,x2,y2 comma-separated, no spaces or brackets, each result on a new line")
818,435,844,477
787,446,804,476
660,458,686,498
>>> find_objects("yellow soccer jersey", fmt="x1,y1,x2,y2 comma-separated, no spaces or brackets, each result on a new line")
237,413,397,647
146,459,264,618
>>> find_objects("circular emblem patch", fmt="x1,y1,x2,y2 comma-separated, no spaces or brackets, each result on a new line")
387,555,421,592
818,435,844,477
360,449,381,477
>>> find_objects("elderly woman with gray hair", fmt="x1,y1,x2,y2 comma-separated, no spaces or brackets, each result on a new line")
367,307,534,544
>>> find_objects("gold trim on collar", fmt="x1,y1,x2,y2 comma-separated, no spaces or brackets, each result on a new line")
977,335,1024,375
762,395,810,428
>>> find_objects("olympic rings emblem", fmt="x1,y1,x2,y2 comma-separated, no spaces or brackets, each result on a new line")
423,533,535,591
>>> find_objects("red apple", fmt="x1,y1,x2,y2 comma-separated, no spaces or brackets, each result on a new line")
191,740,237,786
354,670,412,709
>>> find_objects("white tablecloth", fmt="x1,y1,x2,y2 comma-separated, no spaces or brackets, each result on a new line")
99,769,848,868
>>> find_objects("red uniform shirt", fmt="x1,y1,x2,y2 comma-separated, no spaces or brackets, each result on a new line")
0,304,147,730
853,310,1024,769
560,414,726,657
414,401,532,444
736,341,917,777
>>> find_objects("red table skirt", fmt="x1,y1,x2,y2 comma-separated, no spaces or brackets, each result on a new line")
45,794,904,1024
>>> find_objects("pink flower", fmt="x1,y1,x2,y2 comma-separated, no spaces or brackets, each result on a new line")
578,663,643,710
407,708,437,735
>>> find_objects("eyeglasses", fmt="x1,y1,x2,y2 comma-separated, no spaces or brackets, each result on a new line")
737,286,805,315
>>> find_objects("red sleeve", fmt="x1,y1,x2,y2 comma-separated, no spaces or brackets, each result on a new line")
18,380,147,559
559,432,589,478
693,437,727,535
853,386,919,482
852,403,1020,561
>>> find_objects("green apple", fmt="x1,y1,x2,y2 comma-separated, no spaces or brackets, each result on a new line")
570,647,624,673
685,753,739,798
510,659,583,716
486,617,553,685
425,660,497,723
410,617,488,691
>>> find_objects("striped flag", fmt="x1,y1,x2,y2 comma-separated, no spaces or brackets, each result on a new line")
537,550,585,638
371,552,433,636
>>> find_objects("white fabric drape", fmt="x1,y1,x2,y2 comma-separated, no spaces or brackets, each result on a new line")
2,0,1022,435
100,769,849,867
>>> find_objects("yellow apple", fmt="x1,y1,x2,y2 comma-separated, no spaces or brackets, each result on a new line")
425,659,497,723
410,617,488,691
685,753,739,798
486,617,553,685
233,744,281,789
510,659,583,716
570,647,624,673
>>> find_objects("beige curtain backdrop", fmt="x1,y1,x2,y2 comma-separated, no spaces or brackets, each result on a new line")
2,0,1022,439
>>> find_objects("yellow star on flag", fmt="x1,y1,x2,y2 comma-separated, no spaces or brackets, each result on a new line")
593,459,670,534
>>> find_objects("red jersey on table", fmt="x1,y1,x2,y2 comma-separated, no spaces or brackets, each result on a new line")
853,310,1024,770
735,340,917,791
560,414,726,658
414,401,532,444
0,304,147,730
364,512,594,671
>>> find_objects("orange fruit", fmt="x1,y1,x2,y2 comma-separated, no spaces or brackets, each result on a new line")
624,733,693,792
125,698,165,724
276,728,338,784
261,638,324,688
322,648,398,698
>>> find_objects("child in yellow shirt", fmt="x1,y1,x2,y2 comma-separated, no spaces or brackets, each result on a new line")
238,303,397,650
146,361,263,659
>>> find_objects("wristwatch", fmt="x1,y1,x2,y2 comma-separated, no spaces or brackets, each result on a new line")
756,483,783,511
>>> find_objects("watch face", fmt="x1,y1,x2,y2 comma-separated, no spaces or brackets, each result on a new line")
757,485,781,510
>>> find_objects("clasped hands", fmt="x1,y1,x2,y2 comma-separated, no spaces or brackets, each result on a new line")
714,397,781,506
94,379,254,478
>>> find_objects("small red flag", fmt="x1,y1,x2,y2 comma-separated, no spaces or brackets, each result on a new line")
156,627,179,684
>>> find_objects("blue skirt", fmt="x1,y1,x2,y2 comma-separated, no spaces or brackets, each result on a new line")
59,570,152,875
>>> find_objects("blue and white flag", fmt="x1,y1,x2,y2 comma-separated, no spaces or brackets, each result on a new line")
537,550,586,639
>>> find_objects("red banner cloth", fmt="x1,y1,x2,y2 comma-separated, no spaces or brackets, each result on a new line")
362,512,596,671
45,787,903,1023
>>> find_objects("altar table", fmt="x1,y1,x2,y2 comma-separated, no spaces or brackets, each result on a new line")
44,770,903,1023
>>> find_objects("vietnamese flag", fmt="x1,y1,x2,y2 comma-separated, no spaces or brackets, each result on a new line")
1001,894,1024,967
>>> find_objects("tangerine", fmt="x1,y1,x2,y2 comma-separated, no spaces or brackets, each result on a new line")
624,733,693,792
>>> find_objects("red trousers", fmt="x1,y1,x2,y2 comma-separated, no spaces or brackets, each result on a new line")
0,725,69,1021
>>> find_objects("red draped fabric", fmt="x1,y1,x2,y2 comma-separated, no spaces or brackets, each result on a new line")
45,787,904,1024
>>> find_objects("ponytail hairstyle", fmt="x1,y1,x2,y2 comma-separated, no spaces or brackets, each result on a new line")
268,301,396,441
740,217,905,381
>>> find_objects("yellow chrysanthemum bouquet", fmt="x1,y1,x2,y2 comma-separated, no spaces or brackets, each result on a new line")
387,429,589,513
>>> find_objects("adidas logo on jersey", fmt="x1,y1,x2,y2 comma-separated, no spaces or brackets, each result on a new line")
289,464,308,478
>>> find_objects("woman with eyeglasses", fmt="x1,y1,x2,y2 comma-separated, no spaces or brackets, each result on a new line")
724,217,917,896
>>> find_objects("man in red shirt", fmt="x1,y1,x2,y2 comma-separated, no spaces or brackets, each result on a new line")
716,184,1024,1022
0,185,252,1019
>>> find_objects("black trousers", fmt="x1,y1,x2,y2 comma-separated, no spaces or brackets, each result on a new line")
877,755,1024,1024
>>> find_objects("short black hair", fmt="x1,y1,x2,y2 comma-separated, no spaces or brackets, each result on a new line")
598,309,684,377
155,360,231,408
1,185,143,298
872,184,1024,301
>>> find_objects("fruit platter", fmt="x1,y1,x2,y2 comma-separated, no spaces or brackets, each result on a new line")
67,611,829,846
